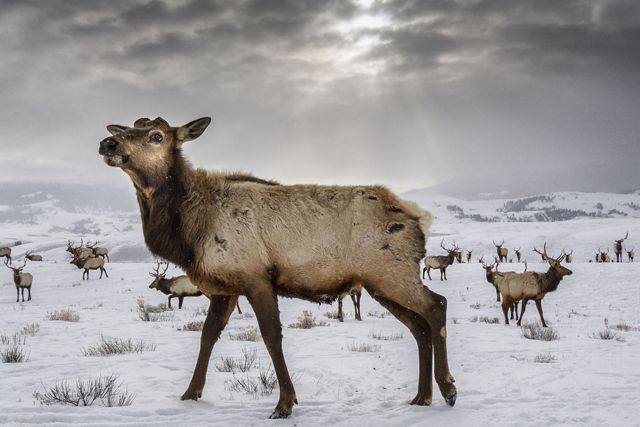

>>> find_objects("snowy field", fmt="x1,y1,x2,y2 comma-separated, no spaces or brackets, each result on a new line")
1,189,640,426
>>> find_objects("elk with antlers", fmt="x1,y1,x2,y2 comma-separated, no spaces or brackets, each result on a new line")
422,240,458,281
99,116,457,417
493,244,572,327
533,246,549,262
614,232,628,262
67,239,95,260
0,247,11,264
493,239,508,263
466,250,472,263
514,248,522,263
25,250,43,262
87,241,110,262
148,260,206,309
480,260,521,320
4,259,33,302
70,256,108,280
595,248,610,263
625,247,634,262
337,284,363,322
562,250,573,264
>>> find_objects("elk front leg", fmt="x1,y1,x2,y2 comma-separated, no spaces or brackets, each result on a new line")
247,288,297,419
517,298,529,326
27,287,31,301
338,296,344,322
352,292,362,321
501,299,511,325
16,288,19,303
181,295,237,401
534,300,547,327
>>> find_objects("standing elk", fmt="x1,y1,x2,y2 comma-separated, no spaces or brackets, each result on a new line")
422,240,458,281
87,241,110,262
67,239,95,260
614,232,628,262
25,250,43,262
480,260,521,320
70,257,108,280
5,259,32,302
0,247,11,264
466,250,472,263
148,260,207,310
493,239,508,263
453,246,463,264
493,244,572,327
99,116,456,417
533,246,549,262
514,248,522,263
595,248,610,263
337,284,363,322
625,247,634,262
562,249,573,264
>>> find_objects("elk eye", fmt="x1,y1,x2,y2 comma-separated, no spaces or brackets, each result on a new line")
149,132,163,143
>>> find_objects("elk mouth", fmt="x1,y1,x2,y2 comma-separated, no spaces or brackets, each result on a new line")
102,154,130,167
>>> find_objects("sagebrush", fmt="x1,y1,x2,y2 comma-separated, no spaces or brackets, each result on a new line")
33,375,134,407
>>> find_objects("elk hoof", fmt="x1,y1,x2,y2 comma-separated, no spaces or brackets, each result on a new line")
445,391,457,407
180,389,202,401
269,409,291,419
410,394,432,406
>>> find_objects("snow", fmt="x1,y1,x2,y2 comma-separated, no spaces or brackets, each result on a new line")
1,189,640,426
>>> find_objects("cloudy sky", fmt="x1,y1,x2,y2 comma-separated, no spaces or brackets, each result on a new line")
1,0,639,193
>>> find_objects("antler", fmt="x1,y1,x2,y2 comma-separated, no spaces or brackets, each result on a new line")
478,256,484,264
150,259,169,277
493,239,504,247
440,239,449,252
620,231,629,242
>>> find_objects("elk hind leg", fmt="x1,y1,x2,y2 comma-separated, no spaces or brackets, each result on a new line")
517,298,529,326
534,300,547,327
337,296,344,322
181,295,238,401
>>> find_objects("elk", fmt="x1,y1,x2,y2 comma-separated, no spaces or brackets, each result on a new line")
493,244,572,327
87,241,110,262
562,249,573,264
0,247,11,264
514,248,522,263
480,260,521,320
466,250,472,263
422,240,458,281
614,232,628,262
337,285,363,322
596,248,610,263
99,116,456,417
148,260,205,309
4,259,33,302
625,247,634,262
70,256,108,280
533,246,549,262
493,239,508,263
25,250,43,262
452,246,463,264
67,239,94,260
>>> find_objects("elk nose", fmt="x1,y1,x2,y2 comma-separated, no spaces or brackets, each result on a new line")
99,137,119,154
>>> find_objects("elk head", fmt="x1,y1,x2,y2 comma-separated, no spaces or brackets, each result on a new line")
614,232,628,246
533,246,549,261
440,239,459,258
99,117,211,187
5,258,26,276
480,259,496,274
541,243,573,277
149,260,170,289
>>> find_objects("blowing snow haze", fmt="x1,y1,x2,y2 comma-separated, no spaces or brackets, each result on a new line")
1,0,639,193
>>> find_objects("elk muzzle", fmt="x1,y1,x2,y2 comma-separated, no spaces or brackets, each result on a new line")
99,137,129,166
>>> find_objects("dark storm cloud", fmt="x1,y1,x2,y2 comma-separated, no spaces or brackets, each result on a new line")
0,0,639,192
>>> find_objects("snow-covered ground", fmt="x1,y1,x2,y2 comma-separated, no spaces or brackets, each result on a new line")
1,188,640,426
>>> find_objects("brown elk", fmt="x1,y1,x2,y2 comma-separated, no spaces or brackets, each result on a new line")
562,249,573,264
493,239,508,263
0,247,11,264
87,241,110,262
149,260,204,309
452,246,463,264
67,239,94,260
514,248,522,263
422,240,458,281
466,250,472,263
533,246,549,262
595,248,610,263
480,260,520,320
25,250,43,262
337,284,363,322
493,244,572,327
625,247,634,262
614,232,628,262
99,116,456,417
5,259,33,302
70,257,108,280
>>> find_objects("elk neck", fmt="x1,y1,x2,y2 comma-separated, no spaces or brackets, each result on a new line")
542,267,563,292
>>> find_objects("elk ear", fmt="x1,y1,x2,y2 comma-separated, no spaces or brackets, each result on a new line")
176,117,211,144
107,124,129,135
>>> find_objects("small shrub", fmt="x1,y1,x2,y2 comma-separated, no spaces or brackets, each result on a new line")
82,336,156,356
533,353,556,363
611,322,636,332
478,316,500,324
19,323,40,336
224,366,279,396
521,322,559,341
590,329,625,342
258,366,278,396
369,331,404,341
469,302,481,310
1,344,29,363
229,326,261,342
194,305,208,317
33,375,134,407
367,310,389,319
47,309,80,322
180,321,204,331
324,310,341,320
215,348,257,373
136,299,174,322
236,312,254,320
288,311,328,329
348,342,381,352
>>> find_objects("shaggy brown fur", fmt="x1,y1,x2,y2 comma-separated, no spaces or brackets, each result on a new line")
98,116,457,418
493,239,508,263
480,261,519,320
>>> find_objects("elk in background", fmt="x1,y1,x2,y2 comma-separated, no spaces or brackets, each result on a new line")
453,247,463,264
493,244,572,327
514,248,522,263
466,250,472,263
87,241,110,262
148,260,205,309
493,239,508,263
423,240,458,281
562,250,573,264
70,256,108,280
533,246,550,262
67,239,95,260
480,260,521,320
25,250,43,262
337,284,363,322
614,232,628,262
625,247,634,262
596,248,611,263
4,259,33,302
0,247,11,264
